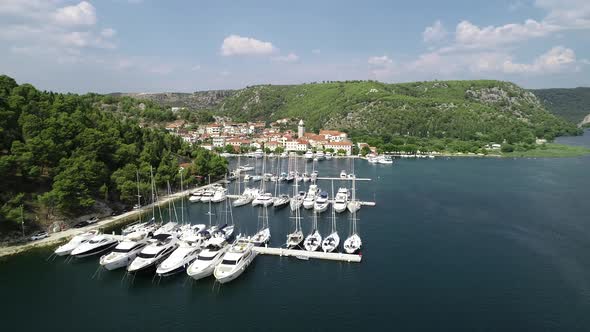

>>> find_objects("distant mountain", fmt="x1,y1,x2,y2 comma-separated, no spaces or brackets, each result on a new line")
109,90,236,109
530,87,590,126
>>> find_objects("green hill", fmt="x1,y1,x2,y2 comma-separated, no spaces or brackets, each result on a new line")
217,80,581,149
0,75,226,236
530,87,590,125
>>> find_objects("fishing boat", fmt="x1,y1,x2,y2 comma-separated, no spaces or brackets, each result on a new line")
303,211,322,252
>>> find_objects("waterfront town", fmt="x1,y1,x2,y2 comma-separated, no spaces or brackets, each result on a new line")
164,118,358,156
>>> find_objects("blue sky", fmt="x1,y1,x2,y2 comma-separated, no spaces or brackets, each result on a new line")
0,0,589,93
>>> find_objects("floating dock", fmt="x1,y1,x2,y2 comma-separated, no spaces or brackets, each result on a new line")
253,246,362,263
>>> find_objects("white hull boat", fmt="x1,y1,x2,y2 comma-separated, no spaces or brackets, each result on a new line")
214,239,257,284
70,234,119,258
99,231,150,270
186,237,229,280
54,230,98,256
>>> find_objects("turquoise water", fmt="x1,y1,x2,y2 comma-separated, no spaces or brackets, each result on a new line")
1,132,589,331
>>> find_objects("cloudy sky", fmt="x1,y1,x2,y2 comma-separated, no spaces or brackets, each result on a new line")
0,0,589,93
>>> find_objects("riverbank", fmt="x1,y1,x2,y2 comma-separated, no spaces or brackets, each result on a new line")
0,183,216,259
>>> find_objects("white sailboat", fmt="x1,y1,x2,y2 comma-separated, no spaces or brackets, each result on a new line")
251,203,271,246
347,161,361,213
321,181,340,253
303,211,322,252
286,173,304,249
343,199,362,254
273,157,289,208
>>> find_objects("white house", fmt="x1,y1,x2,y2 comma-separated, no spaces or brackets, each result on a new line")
212,137,226,148
285,139,309,152
324,141,353,155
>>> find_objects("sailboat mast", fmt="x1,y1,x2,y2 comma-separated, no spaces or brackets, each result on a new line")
331,180,336,233
136,170,142,222
180,170,184,224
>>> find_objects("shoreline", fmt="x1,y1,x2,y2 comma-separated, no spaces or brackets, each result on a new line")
0,182,217,260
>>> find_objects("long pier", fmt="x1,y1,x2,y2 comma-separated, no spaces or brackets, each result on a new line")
253,246,362,263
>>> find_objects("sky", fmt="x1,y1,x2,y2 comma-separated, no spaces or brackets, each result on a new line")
0,0,589,93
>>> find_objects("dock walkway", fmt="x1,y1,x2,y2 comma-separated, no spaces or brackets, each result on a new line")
253,246,362,263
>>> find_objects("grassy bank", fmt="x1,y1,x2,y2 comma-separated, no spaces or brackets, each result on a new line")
501,143,590,158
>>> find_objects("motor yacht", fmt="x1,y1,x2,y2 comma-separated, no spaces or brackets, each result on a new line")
333,188,349,213
214,238,257,284
238,164,255,172
54,230,99,256
315,151,325,160
199,189,214,203
303,184,319,209
378,155,393,164
314,191,330,213
99,230,150,270
254,149,264,159
325,152,333,160
210,187,227,203
233,188,258,207
127,233,179,273
186,237,229,280
252,192,273,207
70,233,119,258
251,175,263,182
156,238,202,277
304,151,314,160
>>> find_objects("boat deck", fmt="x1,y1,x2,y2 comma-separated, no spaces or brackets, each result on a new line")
224,195,375,207
253,246,362,263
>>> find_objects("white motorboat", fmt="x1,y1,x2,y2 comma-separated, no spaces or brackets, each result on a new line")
238,164,255,172
189,190,203,203
210,187,227,203
252,192,273,207
156,238,202,277
315,151,325,160
303,184,319,209
280,152,288,158
304,151,314,160
153,221,178,236
325,152,333,160
99,230,150,270
290,191,305,211
314,191,329,213
243,174,251,182
214,238,257,284
377,155,393,164
200,189,214,202
273,194,290,208
322,181,340,253
304,211,322,252
233,188,258,207
70,233,119,258
254,149,264,159
302,172,310,182
347,173,356,179
127,233,179,273
333,187,349,213
251,175,263,182
367,156,378,164
310,170,318,182
186,237,229,280
54,230,99,256
340,170,347,179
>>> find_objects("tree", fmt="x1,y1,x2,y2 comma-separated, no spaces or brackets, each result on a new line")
224,144,235,154
501,144,515,153
275,146,285,154
360,145,371,156
337,149,346,155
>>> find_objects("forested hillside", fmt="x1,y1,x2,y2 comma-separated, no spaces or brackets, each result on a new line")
531,87,590,125
0,75,227,235
216,80,581,152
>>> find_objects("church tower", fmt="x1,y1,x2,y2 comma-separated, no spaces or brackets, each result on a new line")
298,119,305,138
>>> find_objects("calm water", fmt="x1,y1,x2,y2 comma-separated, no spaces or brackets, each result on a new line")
1,132,589,332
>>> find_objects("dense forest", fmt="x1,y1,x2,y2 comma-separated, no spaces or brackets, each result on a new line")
531,87,590,125
215,80,582,153
0,75,227,236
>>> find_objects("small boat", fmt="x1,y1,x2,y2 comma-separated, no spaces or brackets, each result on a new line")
302,172,310,182
200,189,214,202
322,182,340,253
377,155,393,164
210,187,227,203
189,190,203,203
304,151,314,160
214,238,257,284
238,165,255,172
325,152,333,160
347,173,356,179
54,230,99,256
313,191,330,213
70,233,119,258
340,170,347,179
251,175,263,182
310,171,318,182
290,191,305,211
280,152,288,158
367,156,378,164
315,151,325,160
254,149,264,159
243,174,251,182
296,255,309,260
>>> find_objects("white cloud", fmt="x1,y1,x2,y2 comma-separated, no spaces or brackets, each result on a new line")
53,1,96,26
535,0,590,29
454,19,555,48
368,55,393,66
312,49,321,54
503,46,577,74
101,28,116,38
272,52,299,63
423,20,447,43
220,35,276,56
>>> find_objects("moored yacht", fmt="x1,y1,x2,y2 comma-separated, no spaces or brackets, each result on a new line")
304,211,322,252
304,150,314,160
210,187,227,203
54,230,99,256
252,192,273,207
186,237,229,280
238,164,255,172
214,238,257,284
313,191,329,213
325,152,333,160
377,155,393,164
233,187,258,207
273,194,290,208
99,230,150,270
290,191,305,211
315,151,325,160
322,182,340,253
70,233,119,258
340,170,347,179
254,149,264,159
302,184,319,209
127,233,179,273
156,238,202,277
189,190,204,203
333,188,349,213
